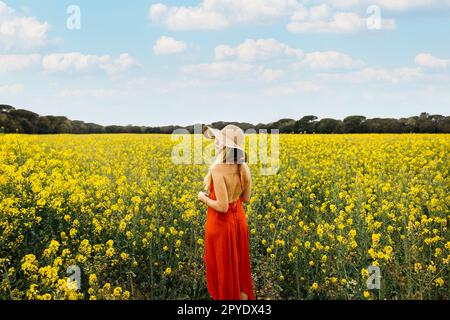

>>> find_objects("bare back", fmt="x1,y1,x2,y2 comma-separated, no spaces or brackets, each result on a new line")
211,163,251,204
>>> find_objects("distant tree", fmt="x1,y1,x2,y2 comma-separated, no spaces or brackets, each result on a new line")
160,126,184,134
419,112,429,120
429,114,444,122
295,116,318,133
0,104,448,134
265,119,295,133
365,118,405,133
124,125,143,134
37,117,52,134
85,123,105,134
343,116,367,133
210,122,228,130
0,105,15,113
436,116,450,133
43,116,72,133
416,113,437,133
0,113,8,131
143,127,161,134
400,116,418,133
316,118,343,134
9,109,38,120
70,120,87,134
105,125,124,133
8,109,39,133
235,123,255,131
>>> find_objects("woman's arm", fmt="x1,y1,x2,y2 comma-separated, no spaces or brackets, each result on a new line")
198,168,229,213
240,164,252,203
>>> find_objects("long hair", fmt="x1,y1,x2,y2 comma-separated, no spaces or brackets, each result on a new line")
204,146,247,190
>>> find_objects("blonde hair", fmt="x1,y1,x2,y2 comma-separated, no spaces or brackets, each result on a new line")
203,146,247,190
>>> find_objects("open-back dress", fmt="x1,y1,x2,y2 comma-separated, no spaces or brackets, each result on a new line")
204,168,255,300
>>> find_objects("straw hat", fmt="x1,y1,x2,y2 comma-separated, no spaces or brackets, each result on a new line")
203,124,245,151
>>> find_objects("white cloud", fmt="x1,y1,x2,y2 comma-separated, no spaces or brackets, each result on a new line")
42,52,139,74
0,83,24,94
149,2,229,31
287,4,396,33
215,38,303,62
148,0,448,32
153,36,187,55
325,0,360,9
214,38,362,70
182,61,261,79
182,61,282,82
42,53,109,73
319,67,423,84
373,0,434,11
101,53,140,74
264,81,321,96
0,54,40,73
0,1,49,51
259,68,284,81
59,89,115,99
149,3,169,24
149,0,300,31
0,52,138,75
183,42,447,89
325,0,438,11
415,53,450,69
204,0,300,23
180,37,450,91
122,76,215,96
296,51,364,70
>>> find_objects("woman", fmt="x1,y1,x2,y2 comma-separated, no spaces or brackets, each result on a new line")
198,125,255,301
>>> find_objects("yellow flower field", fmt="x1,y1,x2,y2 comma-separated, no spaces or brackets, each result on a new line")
0,134,449,300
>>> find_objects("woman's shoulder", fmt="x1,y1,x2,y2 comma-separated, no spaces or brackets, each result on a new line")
210,164,228,177
212,163,248,170
212,163,251,179
211,163,248,176
240,163,251,180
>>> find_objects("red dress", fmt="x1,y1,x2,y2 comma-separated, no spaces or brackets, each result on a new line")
204,175,255,300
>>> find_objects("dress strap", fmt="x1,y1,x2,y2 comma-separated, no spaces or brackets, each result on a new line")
238,164,244,193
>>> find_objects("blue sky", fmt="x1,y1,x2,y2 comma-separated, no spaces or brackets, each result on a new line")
1,0,449,126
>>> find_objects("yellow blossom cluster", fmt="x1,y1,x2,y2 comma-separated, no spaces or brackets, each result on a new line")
0,134,449,300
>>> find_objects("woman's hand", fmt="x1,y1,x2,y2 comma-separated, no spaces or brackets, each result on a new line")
198,191,208,204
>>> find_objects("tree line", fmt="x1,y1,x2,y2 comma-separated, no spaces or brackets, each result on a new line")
1,104,449,134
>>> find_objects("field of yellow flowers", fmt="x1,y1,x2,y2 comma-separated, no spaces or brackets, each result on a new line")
0,134,449,300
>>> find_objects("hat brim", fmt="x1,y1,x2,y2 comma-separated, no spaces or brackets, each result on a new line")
203,126,221,140
203,126,245,151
